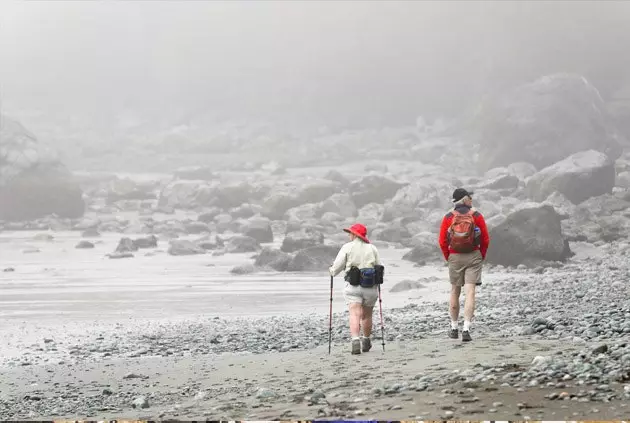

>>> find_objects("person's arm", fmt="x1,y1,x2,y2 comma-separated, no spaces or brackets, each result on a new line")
329,244,348,276
438,215,450,260
475,213,490,260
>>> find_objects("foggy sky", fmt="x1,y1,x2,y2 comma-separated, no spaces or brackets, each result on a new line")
1,1,630,130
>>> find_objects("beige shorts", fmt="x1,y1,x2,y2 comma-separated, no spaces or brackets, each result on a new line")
343,283,379,307
448,250,482,286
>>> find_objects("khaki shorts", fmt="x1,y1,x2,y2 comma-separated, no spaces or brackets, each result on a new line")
448,250,482,286
343,283,379,307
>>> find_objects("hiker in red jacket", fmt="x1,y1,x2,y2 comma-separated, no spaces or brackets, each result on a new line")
438,188,490,342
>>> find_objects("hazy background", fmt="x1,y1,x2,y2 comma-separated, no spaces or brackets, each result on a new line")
1,0,630,132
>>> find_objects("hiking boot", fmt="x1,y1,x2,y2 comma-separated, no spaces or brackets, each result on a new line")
361,337,372,352
448,328,459,339
351,339,361,355
461,330,472,342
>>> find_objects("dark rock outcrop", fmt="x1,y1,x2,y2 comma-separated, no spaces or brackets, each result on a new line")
0,116,85,221
287,244,339,272
254,247,292,271
487,204,573,267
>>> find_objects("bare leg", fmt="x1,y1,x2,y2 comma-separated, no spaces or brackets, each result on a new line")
361,306,373,337
348,303,362,338
463,283,476,324
450,285,462,323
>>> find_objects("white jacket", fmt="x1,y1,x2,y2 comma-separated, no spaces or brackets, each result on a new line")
329,238,381,277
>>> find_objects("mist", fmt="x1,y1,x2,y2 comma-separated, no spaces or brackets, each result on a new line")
2,0,630,132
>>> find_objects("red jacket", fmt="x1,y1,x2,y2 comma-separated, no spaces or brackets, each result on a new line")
438,205,490,260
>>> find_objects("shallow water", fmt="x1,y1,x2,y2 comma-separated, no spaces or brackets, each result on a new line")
0,230,452,325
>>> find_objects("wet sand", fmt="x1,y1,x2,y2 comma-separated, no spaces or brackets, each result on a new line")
1,336,627,420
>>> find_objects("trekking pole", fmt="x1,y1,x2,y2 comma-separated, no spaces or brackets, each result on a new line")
328,275,333,354
377,284,385,351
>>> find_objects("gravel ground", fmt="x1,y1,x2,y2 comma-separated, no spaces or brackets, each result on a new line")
0,235,629,420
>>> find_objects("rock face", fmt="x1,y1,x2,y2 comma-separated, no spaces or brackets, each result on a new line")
349,175,407,209
242,216,274,243
281,227,324,253
254,247,292,271
167,240,205,256
0,115,85,221
488,204,573,267
526,150,615,204
287,245,339,272
470,74,624,171
381,179,454,221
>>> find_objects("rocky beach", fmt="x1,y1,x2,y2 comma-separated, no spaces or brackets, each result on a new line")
1,74,630,420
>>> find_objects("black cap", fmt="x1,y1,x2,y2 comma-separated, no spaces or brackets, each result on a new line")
452,188,473,203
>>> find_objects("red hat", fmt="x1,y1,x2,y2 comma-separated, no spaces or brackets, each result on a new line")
343,223,370,243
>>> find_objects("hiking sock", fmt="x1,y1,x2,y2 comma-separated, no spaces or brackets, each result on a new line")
451,321,458,330
463,320,471,331
352,336,360,342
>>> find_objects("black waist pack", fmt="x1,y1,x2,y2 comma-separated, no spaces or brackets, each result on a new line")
346,265,385,287
374,264,384,285
346,266,361,286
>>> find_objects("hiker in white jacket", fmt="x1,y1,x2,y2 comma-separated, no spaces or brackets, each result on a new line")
329,223,381,355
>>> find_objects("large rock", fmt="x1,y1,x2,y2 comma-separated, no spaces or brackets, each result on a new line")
261,180,341,220
0,116,85,221
281,227,324,253
526,150,615,204
287,245,339,272
469,74,624,171
211,182,261,209
254,247,292,271
318,193,357,218
487,204,573,267
349,175,407,209
106,178,156,204
167,240,206,256
242,216,274,243
158,180,215,210
226,235,261,253
382,179,454,221
402,232,443,265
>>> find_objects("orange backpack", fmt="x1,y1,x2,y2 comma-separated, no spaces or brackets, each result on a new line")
448,209,477,253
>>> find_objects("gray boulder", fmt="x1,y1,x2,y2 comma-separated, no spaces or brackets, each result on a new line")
389,280,426,293
115,237,138,253
0,116,85,221
526,150,615,204
230,263,256,275
226,235,261,253
372,221,413,245
75,240,95,249
106,178,156,204
254,247,292,271
402,232,443,265
242,216,274,243
318,193,357,218
158,180,215,210
287,244,339,272
382,179,454,221
167,240,206,256
469,73,624,171
349,175,407,209
185,221,211,235
195,234,224,250
487,204,573,267
281,227,324,253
